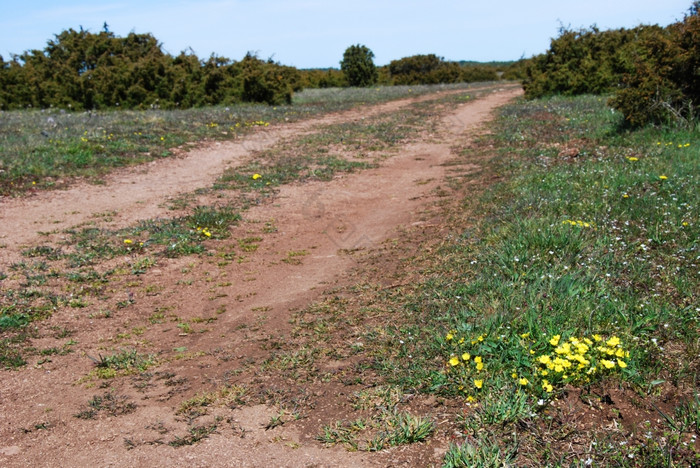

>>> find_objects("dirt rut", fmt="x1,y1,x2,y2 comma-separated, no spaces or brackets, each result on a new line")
0,86,522,467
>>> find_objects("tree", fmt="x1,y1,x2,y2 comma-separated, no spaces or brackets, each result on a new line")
340,44,377,87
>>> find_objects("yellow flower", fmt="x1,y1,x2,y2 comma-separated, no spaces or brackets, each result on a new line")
549,335,561,346
617,359,627,368
543,382,553,392
124,239,133,244
601,359,616,369
519,378,529,386
520,332,530,339
592,334,603,342
461,353,470,361
466,396,476,402
659,175,668,180
538,355,551,365
475,362,484,371
449,356,460,367
474,379,483,389
512,372,518,379
252,173,262,180
606,336,621,347
445,333,454,341
627,156,638,161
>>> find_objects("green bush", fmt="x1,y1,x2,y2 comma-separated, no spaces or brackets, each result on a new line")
239,54,300,105
388,54,462,85
340,44,378,87
523,2,699,128
610,4,700,126
0,28,302,109
522,25,649,99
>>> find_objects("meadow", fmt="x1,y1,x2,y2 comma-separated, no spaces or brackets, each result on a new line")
0,82,489,195
0,83,698,465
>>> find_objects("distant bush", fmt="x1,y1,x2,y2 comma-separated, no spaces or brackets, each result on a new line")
298,68,346,88
239,54,301,105
523,1,699,127
340,44,378,87
460,65,499,83
609,4,699,126
388,54,461,85
0,28,302,110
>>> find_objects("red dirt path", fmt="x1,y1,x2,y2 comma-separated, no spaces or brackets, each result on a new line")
0,85,522,467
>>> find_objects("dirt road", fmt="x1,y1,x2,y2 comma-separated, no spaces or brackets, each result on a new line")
0,84,522,467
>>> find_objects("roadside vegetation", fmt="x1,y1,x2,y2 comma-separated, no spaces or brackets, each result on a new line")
1,4,698,465
524,1,699,127
384,94,698,465
0,81,494,195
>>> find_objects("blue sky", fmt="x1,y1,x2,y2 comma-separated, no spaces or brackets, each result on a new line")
0,1,693,68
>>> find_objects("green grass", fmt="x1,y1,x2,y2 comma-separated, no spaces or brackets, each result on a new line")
213,88,479,194
88,349,155,379
1,85,485,369
0,82,486,195
357,94,699,465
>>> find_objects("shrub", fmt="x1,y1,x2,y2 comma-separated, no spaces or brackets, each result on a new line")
340,44,378,87
610,3,700,126
238,54,300,105
388,54,462,85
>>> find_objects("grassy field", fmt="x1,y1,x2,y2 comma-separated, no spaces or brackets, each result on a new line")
1,85,698,465
0,84,491,368
367,95,699,465
0,82,489,195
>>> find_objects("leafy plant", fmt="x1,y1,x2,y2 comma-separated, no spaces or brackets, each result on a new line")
340,44,378,87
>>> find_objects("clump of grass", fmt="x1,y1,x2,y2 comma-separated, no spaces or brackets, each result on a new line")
442,437,515,468
317,410,434,452
88,349,155,379
74,391,137,419
169,422,220,447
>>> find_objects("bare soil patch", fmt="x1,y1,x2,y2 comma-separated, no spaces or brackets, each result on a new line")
0,85,522,467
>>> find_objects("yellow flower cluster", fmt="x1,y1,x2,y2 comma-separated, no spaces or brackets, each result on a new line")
196,227,212,237
444,330,630,401
562,220,594,228
533,334,628,393
232,120,270,129
657,141,691,148
445,332,488,396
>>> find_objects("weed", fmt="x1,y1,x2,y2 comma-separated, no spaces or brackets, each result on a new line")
169,422,219,447
74,391,137,419
88,349,155,378
442,437,515,468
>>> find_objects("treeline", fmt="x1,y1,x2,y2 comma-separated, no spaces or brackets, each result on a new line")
524,2,699,126
0,29,302,109
0,28,520,111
